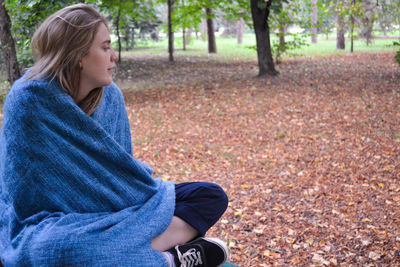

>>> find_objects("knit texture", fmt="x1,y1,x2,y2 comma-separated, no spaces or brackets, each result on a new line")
0,76,175,266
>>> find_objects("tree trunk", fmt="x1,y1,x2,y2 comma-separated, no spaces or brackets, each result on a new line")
0,0,21,84
168,0,174,62
250,0,278,77
236,18,244,44
278,1,285,48
350,20,354,52
206,8,216,53
186,28,192,45
115,6,122,62
279,26,285,46
311,0,318,43
362,0,374,46
221,19,235,36
201,18,207,41
336,9,345,50
183,27,186,51
132,30,135,49
124,24,130,50
182,0,186,50
350,0,355,53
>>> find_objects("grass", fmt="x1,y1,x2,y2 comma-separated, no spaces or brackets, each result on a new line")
294,37,399,56
121,34,257,61
122,32,399,61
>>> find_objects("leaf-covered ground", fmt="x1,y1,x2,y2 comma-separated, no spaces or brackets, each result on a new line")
0,52,398,266
116,52,400,266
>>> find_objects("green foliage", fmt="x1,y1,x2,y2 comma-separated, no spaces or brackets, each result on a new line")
222,0,250,24
0,79,10,104
269,0,317,30
247,33,310,64
335,0,380,45
4,0,162,63
377,0,400,34
271,33,309,63
16,40,34,68
247,33,310,63
98,0,161,50
266,0,313,63
5,0,80,68
393,41,400,68
168,0,203,33
2,0,400,73
159,0,231,35
319,1,336,38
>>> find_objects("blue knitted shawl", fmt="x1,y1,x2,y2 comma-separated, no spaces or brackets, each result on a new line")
0,76,175,266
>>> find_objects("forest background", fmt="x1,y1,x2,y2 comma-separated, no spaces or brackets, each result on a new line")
1,0,400,266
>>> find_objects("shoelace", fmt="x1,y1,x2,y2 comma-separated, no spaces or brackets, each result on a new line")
176,247,203,267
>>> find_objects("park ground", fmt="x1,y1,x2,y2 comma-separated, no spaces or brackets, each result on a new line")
1,42,400,265
116,51,400,266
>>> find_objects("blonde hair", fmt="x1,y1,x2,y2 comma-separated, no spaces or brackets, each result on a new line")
26,4,108,115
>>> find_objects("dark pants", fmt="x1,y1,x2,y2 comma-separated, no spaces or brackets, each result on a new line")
174,182,228,236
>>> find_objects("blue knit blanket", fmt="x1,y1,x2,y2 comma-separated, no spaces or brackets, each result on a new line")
0,76,175,266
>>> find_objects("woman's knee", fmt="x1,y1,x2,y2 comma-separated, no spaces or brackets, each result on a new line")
199,182,229,213
175,181,229,216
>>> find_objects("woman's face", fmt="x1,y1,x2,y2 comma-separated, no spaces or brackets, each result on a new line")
79,23,117,102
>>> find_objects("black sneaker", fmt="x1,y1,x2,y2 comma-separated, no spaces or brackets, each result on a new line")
167,237,229,267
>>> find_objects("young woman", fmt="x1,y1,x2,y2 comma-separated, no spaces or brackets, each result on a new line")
0,4,229,267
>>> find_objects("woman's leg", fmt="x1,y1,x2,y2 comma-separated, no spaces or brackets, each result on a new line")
152,216,199,251
155,182,229,266
152,182,228,252
173,182,228,237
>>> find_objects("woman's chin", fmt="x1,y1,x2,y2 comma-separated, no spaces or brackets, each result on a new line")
101,79,113,87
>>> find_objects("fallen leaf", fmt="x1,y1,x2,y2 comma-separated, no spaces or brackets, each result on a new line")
368,251,381,261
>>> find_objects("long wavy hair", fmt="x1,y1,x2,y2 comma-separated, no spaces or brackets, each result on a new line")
26,4,108,115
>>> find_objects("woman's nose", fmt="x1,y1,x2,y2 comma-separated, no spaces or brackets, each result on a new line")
111,48,117,61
